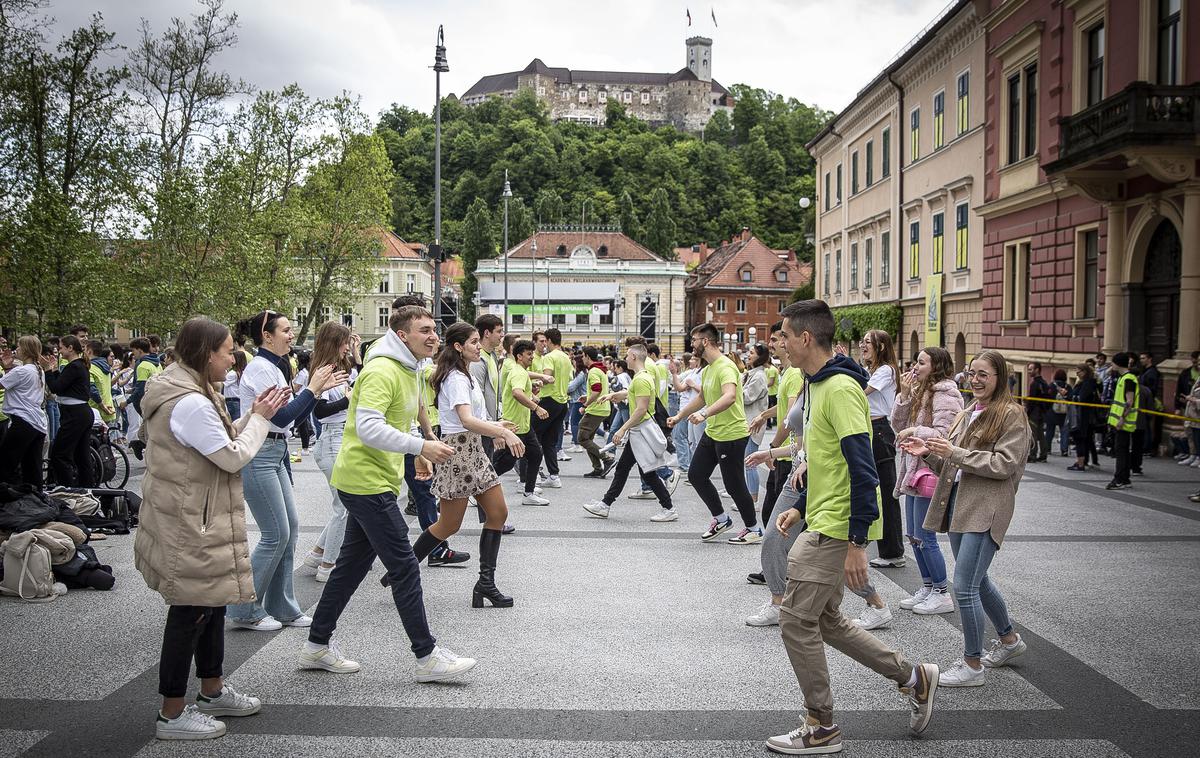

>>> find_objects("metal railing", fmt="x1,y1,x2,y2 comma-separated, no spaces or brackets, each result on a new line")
1054,83,1200,168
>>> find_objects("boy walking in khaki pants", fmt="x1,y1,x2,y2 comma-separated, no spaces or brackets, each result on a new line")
768,300,939,755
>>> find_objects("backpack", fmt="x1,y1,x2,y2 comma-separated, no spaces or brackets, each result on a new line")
92,435,117,483
0,532,59,602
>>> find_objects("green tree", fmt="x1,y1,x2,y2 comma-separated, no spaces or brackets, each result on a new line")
618,190,641,241
533,189,563,226
643,187,676,258
459,196,493,322
703,109,734,147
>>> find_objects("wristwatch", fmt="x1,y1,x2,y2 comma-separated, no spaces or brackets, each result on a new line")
848,535,869,549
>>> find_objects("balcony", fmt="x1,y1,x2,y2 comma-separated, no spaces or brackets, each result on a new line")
1046,82,1200,175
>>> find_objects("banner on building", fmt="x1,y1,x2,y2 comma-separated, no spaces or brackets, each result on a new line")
498,303,603,317
924,274,943,347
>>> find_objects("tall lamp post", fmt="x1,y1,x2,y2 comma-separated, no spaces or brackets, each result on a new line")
530,238,538,331
502,171,511,326
431,26,449,326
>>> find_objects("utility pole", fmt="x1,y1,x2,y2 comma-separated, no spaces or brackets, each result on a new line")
431,26,448,327
502,171,512,327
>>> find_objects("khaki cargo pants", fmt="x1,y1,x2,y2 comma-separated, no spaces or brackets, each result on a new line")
779,530,914,724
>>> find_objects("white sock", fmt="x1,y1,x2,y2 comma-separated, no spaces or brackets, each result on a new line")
304,641,326,653
904,669,918,688
417,653,432,665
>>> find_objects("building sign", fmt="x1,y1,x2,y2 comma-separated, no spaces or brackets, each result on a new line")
489,303,609,317
924,274,943,347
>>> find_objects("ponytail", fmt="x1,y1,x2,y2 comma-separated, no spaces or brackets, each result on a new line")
236,310,284,348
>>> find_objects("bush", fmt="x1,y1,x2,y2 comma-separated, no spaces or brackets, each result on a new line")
830,303,902,345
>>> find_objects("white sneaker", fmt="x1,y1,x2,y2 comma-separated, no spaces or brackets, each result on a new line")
300,641,361,673
302,550,323,569
899,586,933,610
155,705,226,740
582,500,611,518
852,604,893,630
912,591,955,615
628,490,657,500
281,614,313,628
230,616,282,632
869,556,906,568
649,508,678,522
539,475,563,488
939,660,986,687
745,602,781,627
522,493,550,506
557,451,572,461
666,470,681,494
1192,459,1200,468
315,564,334,583
195,684,261,717
718,488,730,499
567,444,584,453
1178,456,1197,466
414,646,477,683
981,635,1027,668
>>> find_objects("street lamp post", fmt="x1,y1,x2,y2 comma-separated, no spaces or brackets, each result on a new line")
502,171,512,326
431,26,449,327
531,238,538,331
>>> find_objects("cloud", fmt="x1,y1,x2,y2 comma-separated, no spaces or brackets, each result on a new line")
43,0,952,120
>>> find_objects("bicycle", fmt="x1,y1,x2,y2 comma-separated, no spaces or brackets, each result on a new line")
43,423,131,490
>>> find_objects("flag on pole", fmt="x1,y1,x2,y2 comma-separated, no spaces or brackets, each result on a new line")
686,8,692,26
711,7,718,27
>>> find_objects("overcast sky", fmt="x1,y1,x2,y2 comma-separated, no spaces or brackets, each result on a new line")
46,0,952,120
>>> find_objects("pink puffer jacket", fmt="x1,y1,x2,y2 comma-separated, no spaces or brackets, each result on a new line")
890,379,964,498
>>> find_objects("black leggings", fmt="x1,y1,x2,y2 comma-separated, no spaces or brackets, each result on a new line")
871,418,904,559
761,458,793,525
687,434,757,528
51,403,93,487
532,398,567,476
0,415,46,488
493,429,542,495
603,442,671,508
159,605,225,698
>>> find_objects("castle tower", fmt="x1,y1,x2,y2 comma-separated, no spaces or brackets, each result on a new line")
686,36,712,82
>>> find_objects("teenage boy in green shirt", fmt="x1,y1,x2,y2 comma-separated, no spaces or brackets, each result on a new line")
532,328,572,488
766,299,938,754
577,346,613,476
493,339,550,504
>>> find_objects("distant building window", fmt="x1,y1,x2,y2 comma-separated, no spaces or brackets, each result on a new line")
823,253,831,295
1158,0,1181,84
910,108,920,162
851,151,859,194
757,299,767,314
1024,64,1038,159
377,307,388,328
599,312,613,325
1006,64,1038,164
1086,23,1105,107
836,164,842,204
824,172,831,211
577,313,590,325
775,268,788,283
778,299,786,314
740,268,752,282
598,90,607,103
955,203,969,270
716,298,727,312
957,71,970,135
1082,229,1099,318
406,274,415,293
932,212,944,274
736,298,746,313
864,237,873,289
835,249,842,294
513,314,527,325
933,91,945,150
909,221,920,280
552,313,566,325
882,127,891,178
865,141,874,187
641,91,650,104
881,231,890,284
579,89,588,103
1003,242,1031,320
379,276,390,293
537,86,546,96
850,242,859,291
342,312,354,327
623,90,632,104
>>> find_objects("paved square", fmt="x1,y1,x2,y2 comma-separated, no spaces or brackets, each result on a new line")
2,448,1198,757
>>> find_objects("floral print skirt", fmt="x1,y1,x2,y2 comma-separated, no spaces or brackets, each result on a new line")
431,431,501,501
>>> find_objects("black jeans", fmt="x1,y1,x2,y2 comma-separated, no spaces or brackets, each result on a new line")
1044,412,1067,456
159,605,225,698
532,397,568,476
603,442,671,508
0,415,45,488
51,403,93,487
493,429,542,495
310,490,436,658
1113,428,1132,484
1131,427,1145,473
871,418,904,559
687,434,757,528
761,458,793,525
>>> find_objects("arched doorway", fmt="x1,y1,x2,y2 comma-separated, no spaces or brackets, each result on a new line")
954,333,967,372
1137,219,1182,359
909,331,920,364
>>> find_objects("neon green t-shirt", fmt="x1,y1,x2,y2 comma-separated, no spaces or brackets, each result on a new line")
584,366,610,417
422,363,438,427
628,369,657,425
776,367,804,430
766,365,780,397
331,356,420,496
501,360,532,434
651,361,670,406
702,354,747,442
135,359,161,383
541,348,572,403
483,350,498,392
803,373,882,541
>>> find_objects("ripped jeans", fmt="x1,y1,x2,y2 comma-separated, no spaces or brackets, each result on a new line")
905,493,948,588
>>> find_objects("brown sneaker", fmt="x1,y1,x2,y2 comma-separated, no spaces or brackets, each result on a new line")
765,716,843,754
900,662,939,735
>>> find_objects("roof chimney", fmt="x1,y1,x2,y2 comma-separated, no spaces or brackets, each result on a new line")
741,226,752,242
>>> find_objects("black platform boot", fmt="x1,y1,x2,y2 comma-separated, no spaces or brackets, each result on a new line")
472,528,513,608
381,530,442,587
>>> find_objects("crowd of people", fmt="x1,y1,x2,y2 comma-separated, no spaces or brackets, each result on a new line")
3,296,1198,752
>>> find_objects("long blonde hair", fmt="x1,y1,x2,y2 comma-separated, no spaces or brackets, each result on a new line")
311,322,353,377
15,336,44,386
954,349,1023,448
908,345,955,424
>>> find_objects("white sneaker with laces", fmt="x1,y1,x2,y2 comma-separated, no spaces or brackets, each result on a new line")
302,550,322,569
155,705,226,740
649,508,678,522
666,470,681,494
567,444,584,453
912,591,955,615
851,604,893,630
1178,456,1197,466
869,556,906,568
229,616,282,632
981,635,1027,668
539,475,563,488
195,684,261,717
628,490,657,500
899,586,932,610
939,660,986,687
522,493,550,506
414,646,477,683
299,641,361,673
315,564,334,583
745,602,781,627
582,500,611,518
728,527,763,545
281,614,313,628
557,451,572,461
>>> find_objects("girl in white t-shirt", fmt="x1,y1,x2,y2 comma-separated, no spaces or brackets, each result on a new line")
416,322,525,609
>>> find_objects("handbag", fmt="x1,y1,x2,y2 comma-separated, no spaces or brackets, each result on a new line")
0,533,58,602
904,464,939,498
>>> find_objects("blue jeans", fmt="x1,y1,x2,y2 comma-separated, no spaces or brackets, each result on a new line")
309,489,436,659
744,436,762,497
225,397,241,421
228,437,303,623
947,494,1014,658
405,454,447,555
672,419,692,471
568,401,583,444
905,494,948,587
47,399,60,442
607,404,630,443
313,422,348,564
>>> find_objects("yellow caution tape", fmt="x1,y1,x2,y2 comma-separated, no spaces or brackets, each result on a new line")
954,389,1197,424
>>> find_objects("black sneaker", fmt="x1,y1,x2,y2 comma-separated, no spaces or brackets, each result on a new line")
130,440,146,461
1131,470,1144,476
701,517,734,542
428,549,470,567
1105,481,1130,491
747,572,766,585
583,469,606,479
404,502,418,516
600,455,617,477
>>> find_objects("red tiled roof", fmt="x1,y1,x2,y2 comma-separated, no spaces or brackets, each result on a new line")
686,232,804,290
376,229,426,260
505,230,662,261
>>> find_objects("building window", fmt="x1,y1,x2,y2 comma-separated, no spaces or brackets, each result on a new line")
881,127,891,178
736,327,745,343
836,164,842,204
1006,73,1021,164
933,91,945,150
740,267,753,282
599,312,613,325
851,151,859,194
641,91,650,104
598,90,607,103
824,172,831,211
778,299,786,313
1076,229,1100,319
955,203,969,270
850,242,859,291
931,212,944,274
957,71,969,135
881,231,890,284
321,306,332,322
865,141,874,187
579,89,588,103
342,312,354,327
577,313,590,325
1086,23,1105,107
406,273,415,293
823,253,831,295
377,307,389,328
623,90,632,104
1158,0,1181,84
512,314,526,325
716,298,727,312
910,108,920,162
758,299,767,314
1003,242,1031,320
537,86,545,96
864,237,873,289
1006,64,1038,164
909,221,920,280
736,298,747,313
378,276,390,294
774,268,788,283
835,250,842,293
552,313,566,325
